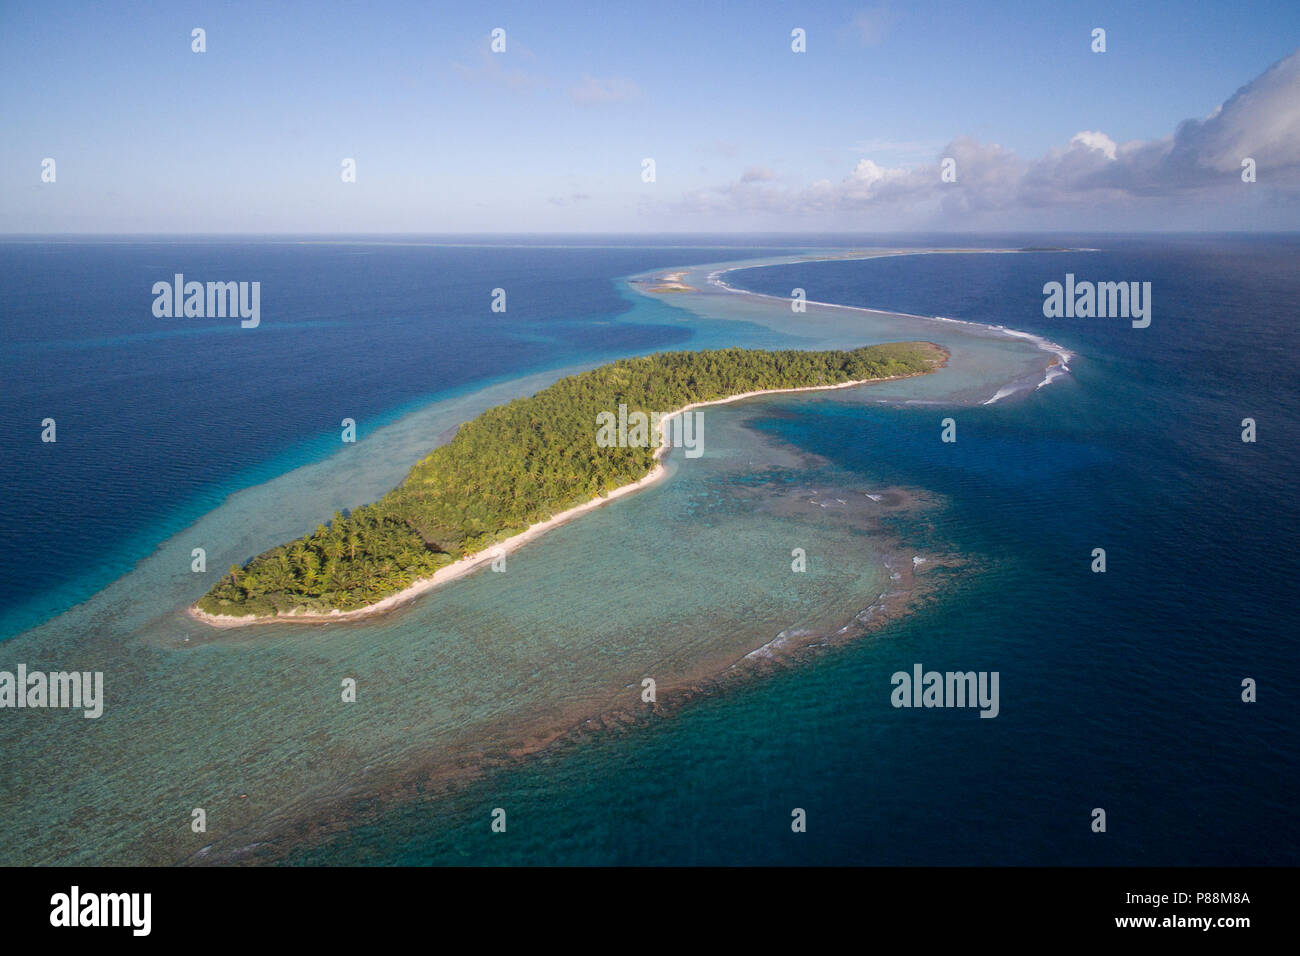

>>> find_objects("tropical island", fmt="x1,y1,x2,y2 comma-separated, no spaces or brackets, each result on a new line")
192,342,946,624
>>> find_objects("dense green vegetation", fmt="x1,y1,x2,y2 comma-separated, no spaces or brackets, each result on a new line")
197,342,942,617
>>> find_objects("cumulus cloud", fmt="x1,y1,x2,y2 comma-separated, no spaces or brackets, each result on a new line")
1070,131,1118,161
741,165,777,183
676,48,1300,223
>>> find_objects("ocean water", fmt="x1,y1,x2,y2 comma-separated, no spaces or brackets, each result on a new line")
0,238,805,639
1,236,1296,865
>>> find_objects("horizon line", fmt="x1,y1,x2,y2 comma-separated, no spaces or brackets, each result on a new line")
2,230,1298,239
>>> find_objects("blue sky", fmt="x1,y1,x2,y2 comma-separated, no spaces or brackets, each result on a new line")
3,0,1299,232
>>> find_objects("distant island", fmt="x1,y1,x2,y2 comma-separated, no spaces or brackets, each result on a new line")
192,342,946,625
644,270,697,292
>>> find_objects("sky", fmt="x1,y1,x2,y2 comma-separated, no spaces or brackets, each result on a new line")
2,0,1300,232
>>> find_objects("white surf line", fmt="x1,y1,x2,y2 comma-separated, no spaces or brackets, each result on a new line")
697,249,1080,405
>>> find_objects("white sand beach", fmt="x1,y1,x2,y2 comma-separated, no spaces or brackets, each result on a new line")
189,361,941,629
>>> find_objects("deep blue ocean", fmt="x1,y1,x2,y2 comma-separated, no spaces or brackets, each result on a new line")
2,235,1297,865
0,238,803,638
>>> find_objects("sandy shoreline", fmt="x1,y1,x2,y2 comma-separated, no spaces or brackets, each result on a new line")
695,249,1078,401
642,269,697,292
188,357,943,629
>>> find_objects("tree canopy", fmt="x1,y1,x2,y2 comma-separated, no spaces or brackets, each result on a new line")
196,342,942,617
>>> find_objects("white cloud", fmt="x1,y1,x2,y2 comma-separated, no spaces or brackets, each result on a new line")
671,48,1300,224
1070,131,1118,161
847,158,909,187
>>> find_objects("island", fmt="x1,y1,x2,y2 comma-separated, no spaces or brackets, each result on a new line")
192,342,946,625
645,270,697,293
